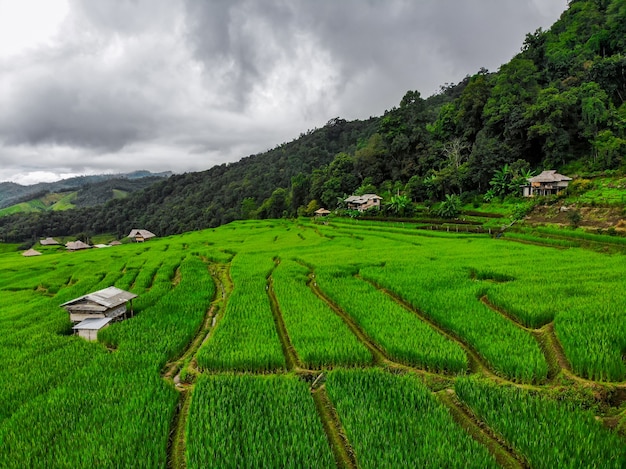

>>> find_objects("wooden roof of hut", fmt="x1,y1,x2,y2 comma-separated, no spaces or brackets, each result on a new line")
314,208,331,216
22,248,42,257
528,170,572,183
39,237,60,246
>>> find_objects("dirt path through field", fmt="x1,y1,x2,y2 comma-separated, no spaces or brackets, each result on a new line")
162,261,232,469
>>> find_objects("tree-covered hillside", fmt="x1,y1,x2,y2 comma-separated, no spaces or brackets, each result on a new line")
1,0,624,242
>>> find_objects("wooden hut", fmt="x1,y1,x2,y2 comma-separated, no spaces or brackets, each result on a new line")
523,171,572,197
72,317,112,341
65,240,91,251
22,248,42,257
344,194,383,212
314,208,331,217
128,229,156,242
40,237,60,246
60,286,137,323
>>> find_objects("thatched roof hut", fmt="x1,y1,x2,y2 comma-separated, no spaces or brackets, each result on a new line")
40,237,60,246
65,240,91,251
22,248,42,257
314,208,331,217
128,229,156,242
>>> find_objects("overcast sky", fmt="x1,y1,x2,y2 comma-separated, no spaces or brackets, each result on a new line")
0,0,568,185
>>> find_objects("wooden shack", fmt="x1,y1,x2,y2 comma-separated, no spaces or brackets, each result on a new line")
344,194,383,212
60,286,137,323
523,170,572,197
72,317,112,341
128,229,156,242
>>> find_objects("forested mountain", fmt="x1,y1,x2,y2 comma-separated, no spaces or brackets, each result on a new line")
0,171,172,209
1,0,624,242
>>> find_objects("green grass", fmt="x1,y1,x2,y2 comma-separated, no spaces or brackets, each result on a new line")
187,374,335,468
325,369,498,468
1,218,626,466
455,377,626,468
272,259,373,368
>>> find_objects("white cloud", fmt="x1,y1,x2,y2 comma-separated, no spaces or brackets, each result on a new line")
0,0,568,184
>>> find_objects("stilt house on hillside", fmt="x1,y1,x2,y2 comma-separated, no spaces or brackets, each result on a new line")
128,229,156,242
60,286,137,341
344,194,383,212
522,170,572,197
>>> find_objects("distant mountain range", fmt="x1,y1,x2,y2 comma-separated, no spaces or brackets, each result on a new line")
0,171,172,212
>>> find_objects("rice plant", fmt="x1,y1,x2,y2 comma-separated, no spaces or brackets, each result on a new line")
196,253,286,372
315,266,469,374
455,377,626,468
325,369,498,468
186,374,335,469
272,259,372,368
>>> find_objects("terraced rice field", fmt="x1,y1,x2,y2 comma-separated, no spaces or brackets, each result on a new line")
1,218,625,467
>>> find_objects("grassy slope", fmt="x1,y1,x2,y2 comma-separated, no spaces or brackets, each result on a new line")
1,219,625,467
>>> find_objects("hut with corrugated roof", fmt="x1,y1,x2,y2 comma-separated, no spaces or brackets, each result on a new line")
72,318,113,341
61,287,138,341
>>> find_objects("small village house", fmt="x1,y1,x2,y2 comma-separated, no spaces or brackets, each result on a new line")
39,237,60,246
60,286,137,336
344,194,383,212
128,229,156,242
523,170,572,197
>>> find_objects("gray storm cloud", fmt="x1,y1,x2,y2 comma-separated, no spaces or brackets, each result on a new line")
0,0,567,184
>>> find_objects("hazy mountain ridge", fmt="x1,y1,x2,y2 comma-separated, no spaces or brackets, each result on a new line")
0,171,172,210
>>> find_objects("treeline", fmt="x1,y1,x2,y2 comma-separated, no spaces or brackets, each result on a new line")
0,117,379,241
1,0,624,241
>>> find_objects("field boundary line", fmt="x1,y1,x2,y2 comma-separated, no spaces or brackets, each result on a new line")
167,388,190,469
267,259,303,371
304,270,389,366
541,322,573,374
162,260,232,469
479,296,541,331
480,296,562,382
359,275,497,378
312,384,359,469
437,390,528,469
